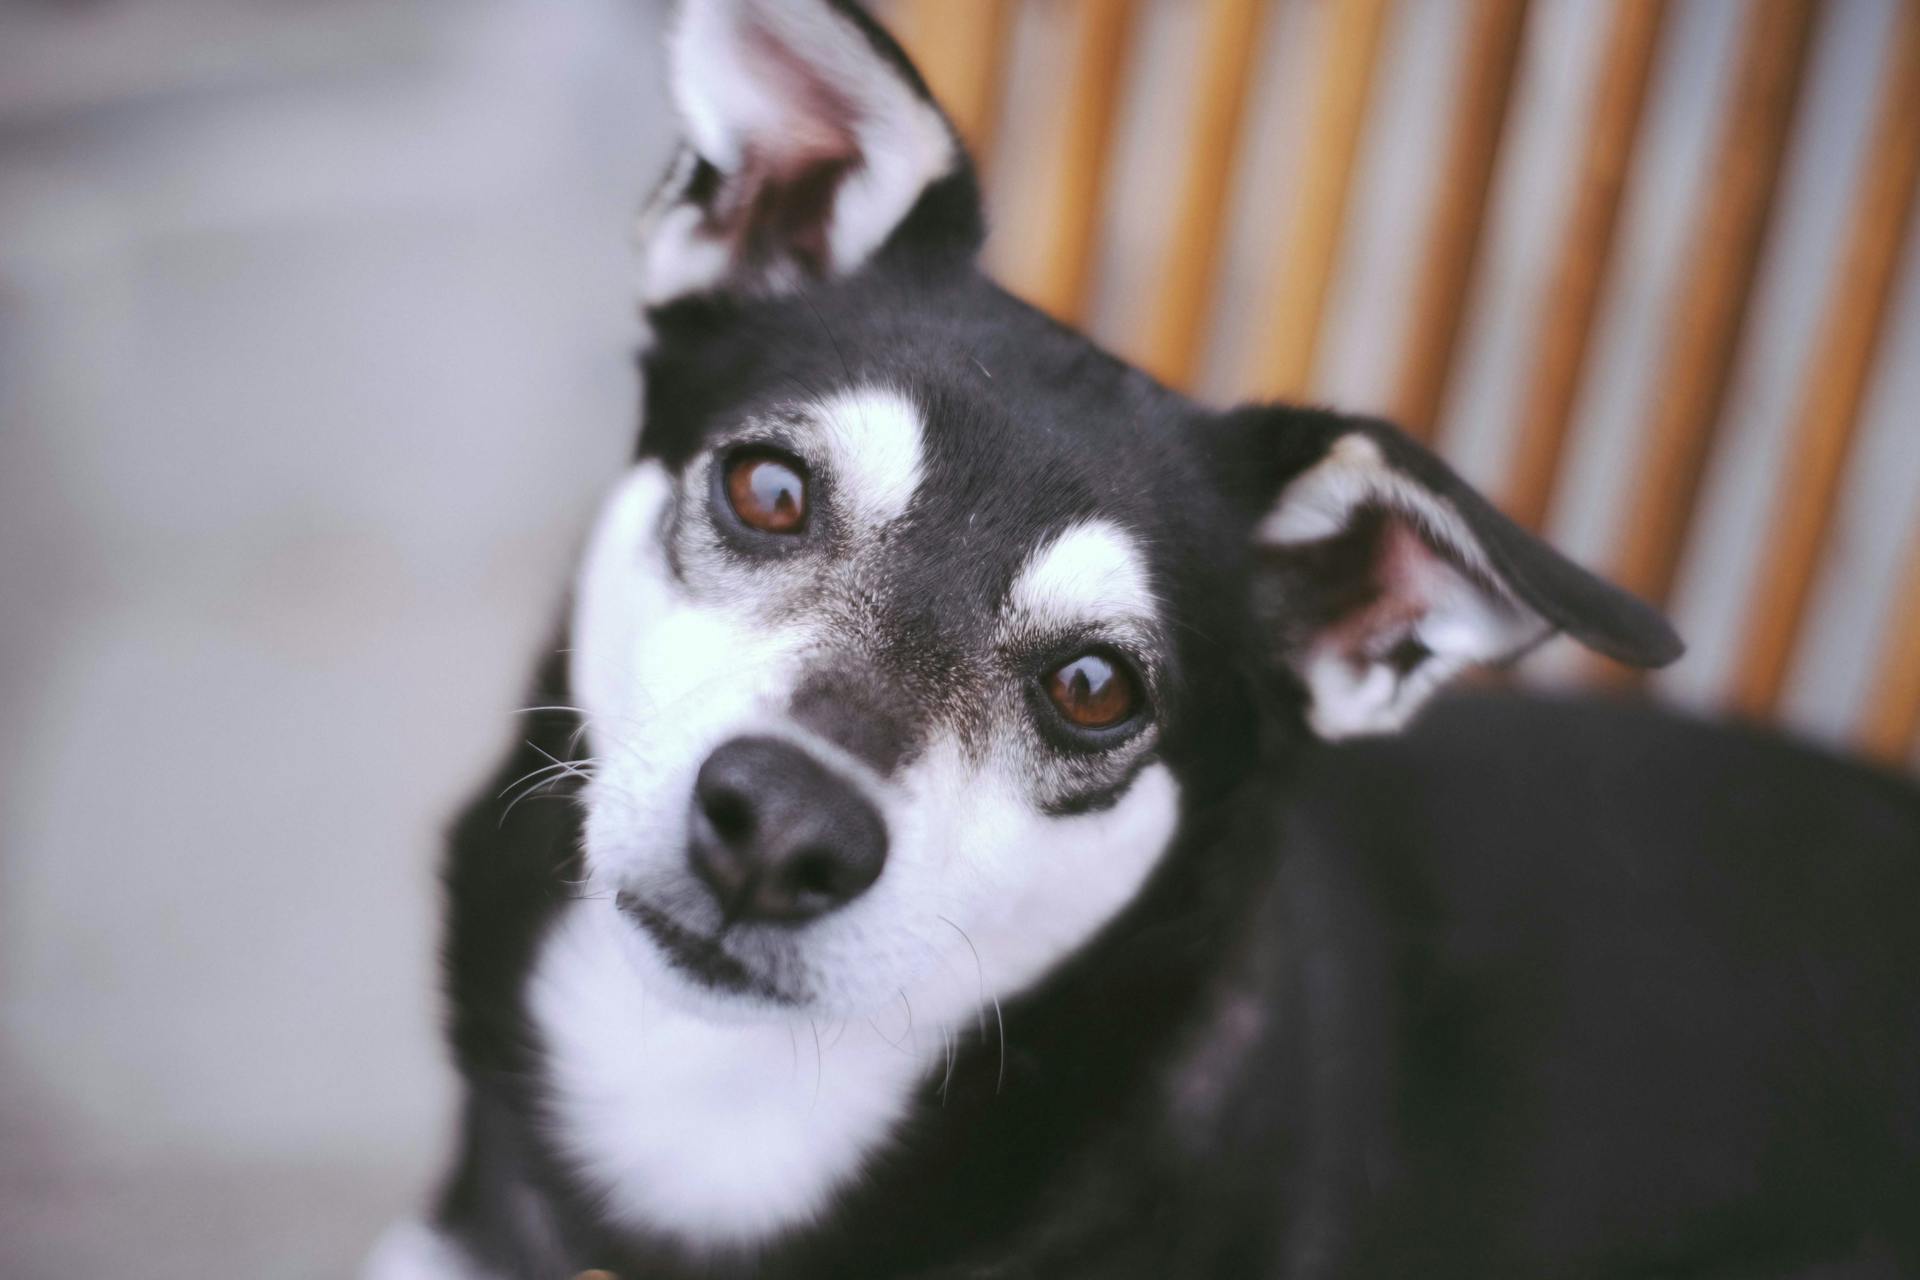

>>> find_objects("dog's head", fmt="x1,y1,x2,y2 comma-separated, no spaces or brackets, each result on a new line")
569,0,1680,1028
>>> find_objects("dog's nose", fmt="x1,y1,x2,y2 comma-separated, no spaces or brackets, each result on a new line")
688,736,887,924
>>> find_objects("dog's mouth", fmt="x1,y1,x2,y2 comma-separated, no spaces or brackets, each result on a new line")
614,890,794,1004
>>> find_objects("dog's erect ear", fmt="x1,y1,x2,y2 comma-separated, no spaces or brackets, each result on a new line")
640,0,979,306
1212,408,1682,739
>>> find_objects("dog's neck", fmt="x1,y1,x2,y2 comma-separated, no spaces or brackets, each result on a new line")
528,900,947,1253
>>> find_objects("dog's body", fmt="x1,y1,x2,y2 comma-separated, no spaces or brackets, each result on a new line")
370,4,1920,1276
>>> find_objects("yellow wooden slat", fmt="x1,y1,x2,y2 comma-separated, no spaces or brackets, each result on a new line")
1607,0,1818,612
1244,0,1392,401
1730,0,1920,719
1139,0,1270,390
1393,0,1532,440
1504,0,1668,531
1023,0,1140,326
896,0,1015,172
1861,528,1920,763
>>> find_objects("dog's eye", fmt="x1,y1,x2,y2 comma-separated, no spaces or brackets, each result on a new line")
723,451,808,534
1045,652,1138,730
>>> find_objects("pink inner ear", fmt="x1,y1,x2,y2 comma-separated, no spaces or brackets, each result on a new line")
653,0,966,304
700,27,862,277
740,21,861,166
1319,516,1439,665
1380,514,1486,623
1376,517,1436,602
726,142,857,277
674,16,866,280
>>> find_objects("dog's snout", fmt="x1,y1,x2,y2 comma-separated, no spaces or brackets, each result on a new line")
688,736,886,924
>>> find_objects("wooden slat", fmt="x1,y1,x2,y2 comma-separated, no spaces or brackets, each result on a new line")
897,0,1015,171
1608,0,1818,610
1392,0,1533,440
1730,0,1920,718
1504,0,1669,531
1024,0,1140,326
1861,528,1920,763
1245,0,1392,401
1140,0,1270,389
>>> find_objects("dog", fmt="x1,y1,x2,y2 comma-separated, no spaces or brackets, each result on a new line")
367,1,1920,1275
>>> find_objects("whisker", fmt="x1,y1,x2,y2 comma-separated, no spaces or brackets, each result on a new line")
498,757,594,801
937,915,1007,1096
497,752,600,826
868,988,916,1051
937,915,990,1041
808,1018,824,1114
939,1023,955,1104
499,780,570,826
529,742,594,776
988,991,1006,1095
800,293,851,386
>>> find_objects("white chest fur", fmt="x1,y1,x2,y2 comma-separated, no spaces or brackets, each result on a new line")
528,903,939,1250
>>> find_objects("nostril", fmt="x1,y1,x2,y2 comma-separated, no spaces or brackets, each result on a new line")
690,736,888,923
785,848,844,900
701,787,755,844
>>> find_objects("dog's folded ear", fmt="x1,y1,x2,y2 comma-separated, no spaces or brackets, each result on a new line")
640,0,981,306
1210,406,1683,739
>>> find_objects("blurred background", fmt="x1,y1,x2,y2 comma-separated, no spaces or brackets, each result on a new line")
1,0,1914,1275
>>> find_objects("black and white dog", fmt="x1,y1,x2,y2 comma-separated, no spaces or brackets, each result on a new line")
369,2,1920,1275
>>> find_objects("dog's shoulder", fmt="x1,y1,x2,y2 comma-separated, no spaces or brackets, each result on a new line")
1271,689,1920,1272
1282,686,1920,1022
1295,688,1919,876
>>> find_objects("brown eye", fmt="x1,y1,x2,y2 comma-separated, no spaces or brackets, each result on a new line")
724,452,808,534
1046,652,1138,730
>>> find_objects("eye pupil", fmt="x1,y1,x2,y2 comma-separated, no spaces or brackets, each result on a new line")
1047,653,1137,730
725,453,808,534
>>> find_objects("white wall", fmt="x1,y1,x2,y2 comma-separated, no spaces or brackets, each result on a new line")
0,1,670,1273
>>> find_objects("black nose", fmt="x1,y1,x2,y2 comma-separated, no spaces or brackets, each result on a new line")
688,736,887,924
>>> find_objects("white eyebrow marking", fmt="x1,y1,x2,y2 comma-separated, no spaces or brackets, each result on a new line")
1007,518,1158,633
813,386,924,532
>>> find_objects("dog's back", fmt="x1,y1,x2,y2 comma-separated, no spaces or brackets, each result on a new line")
1287,691,1920,1274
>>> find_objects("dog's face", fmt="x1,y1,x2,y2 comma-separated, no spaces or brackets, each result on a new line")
574,259,1271,1024
567,0,1680,1030
574,368,1199,1024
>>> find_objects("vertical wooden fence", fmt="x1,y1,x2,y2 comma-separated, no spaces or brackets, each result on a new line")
890,0,1920,770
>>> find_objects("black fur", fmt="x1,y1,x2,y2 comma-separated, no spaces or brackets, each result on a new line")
428,269,1920,1276
416,4,1920,1275
434,679,1920,1278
